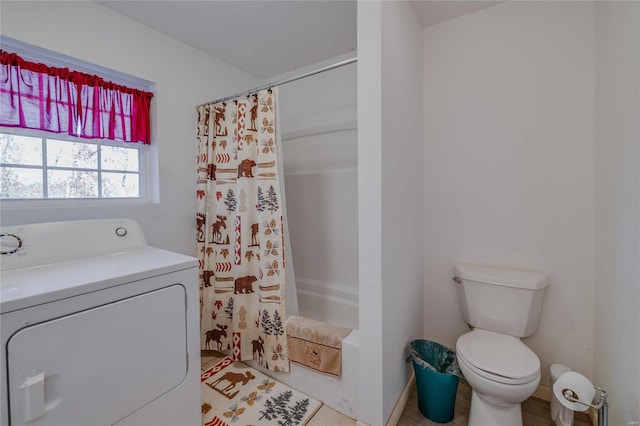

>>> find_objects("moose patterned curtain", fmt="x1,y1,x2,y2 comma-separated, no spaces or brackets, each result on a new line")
196,89,288,373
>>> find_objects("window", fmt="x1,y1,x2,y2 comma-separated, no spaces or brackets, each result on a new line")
1,129,144,200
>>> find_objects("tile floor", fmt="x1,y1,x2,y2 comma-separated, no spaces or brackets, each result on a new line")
201,351,591,425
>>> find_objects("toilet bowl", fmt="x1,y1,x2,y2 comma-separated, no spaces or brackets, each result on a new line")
456,329,541,425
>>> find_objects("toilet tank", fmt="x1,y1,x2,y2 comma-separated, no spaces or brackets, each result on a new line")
453,263,550,338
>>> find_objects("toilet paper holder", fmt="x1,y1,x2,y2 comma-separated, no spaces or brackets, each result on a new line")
561,385,608,426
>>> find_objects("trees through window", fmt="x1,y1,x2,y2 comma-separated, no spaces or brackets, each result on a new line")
0,131,143,199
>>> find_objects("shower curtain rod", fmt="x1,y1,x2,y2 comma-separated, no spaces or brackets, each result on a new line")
196,56,357,108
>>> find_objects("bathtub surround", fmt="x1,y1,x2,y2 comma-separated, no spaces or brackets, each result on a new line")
197,90,289,372
276,57,359,330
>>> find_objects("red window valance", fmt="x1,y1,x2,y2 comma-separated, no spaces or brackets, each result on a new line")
0,50,153,144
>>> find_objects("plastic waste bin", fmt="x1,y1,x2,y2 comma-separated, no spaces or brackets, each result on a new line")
407,339,461,423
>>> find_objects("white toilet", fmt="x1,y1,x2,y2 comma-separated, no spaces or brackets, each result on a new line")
453,263,550,426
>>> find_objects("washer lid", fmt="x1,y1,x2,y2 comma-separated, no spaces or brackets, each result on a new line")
0,247,197,314
456,330,540,382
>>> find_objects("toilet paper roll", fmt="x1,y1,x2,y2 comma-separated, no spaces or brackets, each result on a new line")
552,371,596,412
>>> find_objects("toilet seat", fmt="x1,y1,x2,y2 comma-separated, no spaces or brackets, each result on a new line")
456,329,540,385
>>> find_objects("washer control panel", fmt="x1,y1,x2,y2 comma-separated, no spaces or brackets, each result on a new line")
0,219,147,271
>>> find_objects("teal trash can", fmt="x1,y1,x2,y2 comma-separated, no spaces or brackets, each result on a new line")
408,339,460,423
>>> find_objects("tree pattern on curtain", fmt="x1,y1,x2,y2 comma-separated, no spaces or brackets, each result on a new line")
196,90,288,372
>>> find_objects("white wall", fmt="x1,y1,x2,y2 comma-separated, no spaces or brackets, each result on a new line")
357,2,385,423
380,1,424,423
358,1,424,424
594,2,640,425
422,1,596,387
0,1,259,256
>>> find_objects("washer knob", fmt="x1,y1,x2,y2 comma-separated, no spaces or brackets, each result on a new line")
0,233,23,255
115,227,128,237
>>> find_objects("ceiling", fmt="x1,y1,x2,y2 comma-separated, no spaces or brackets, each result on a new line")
98,1,500,79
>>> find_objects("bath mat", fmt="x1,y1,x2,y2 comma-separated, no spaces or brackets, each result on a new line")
286,316,352,376
201,356,321,426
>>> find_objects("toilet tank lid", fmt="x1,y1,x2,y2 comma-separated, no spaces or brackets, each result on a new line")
454,263,550,290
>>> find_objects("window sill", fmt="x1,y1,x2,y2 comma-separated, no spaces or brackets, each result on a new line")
0,198,154,210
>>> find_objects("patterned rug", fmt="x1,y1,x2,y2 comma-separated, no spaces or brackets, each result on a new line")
201,356,322,426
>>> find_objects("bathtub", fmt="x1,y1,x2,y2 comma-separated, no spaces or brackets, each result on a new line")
247,277,360,419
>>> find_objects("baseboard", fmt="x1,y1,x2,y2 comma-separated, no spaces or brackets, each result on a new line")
385,372,415,426
533,383,551,402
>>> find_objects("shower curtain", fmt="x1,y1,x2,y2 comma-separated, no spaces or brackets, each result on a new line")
196,89,288,372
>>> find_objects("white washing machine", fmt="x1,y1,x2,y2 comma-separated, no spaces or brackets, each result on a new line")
0,219,200,426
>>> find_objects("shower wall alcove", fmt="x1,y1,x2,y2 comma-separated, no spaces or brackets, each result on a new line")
278,60,359,330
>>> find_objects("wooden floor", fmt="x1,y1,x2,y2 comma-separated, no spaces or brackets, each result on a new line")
398,381,593,425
